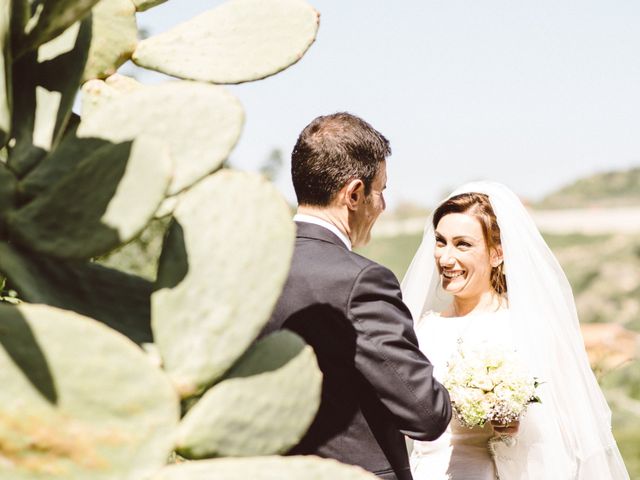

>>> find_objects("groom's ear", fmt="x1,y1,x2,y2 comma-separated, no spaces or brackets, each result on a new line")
344,179,365,210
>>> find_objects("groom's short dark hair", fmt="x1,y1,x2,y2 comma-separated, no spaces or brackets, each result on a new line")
291,112,391,206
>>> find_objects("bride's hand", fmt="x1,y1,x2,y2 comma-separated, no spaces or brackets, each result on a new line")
490,420,520,436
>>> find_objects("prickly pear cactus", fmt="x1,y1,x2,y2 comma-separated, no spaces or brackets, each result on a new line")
0,303,180,480
175,331,322,457
152,170,295,396
132,0,320,84
151,456,380,480
78,81,244,195
81,0,138,81
0,0,346,479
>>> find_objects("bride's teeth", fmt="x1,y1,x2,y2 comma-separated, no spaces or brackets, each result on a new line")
443,271,463,279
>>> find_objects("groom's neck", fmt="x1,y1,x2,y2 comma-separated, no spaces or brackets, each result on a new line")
297,205,350,241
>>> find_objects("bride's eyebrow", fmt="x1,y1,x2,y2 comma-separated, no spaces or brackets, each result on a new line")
452,236,476,242
434,232,476,242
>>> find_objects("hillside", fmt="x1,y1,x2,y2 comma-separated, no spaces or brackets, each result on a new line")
537,167,640,209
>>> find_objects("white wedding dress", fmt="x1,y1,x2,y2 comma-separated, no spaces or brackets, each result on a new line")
403,182,630,480
410,309,517,480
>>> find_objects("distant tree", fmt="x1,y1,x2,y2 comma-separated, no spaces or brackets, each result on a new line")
390,200,430,220
260,148,284,182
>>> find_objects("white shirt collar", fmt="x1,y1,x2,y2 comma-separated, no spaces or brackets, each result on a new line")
293,213,352,251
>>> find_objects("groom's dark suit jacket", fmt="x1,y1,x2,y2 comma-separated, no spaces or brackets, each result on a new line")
262,222,451,480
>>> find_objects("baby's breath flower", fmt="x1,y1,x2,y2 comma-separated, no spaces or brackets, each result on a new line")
444,341,540,428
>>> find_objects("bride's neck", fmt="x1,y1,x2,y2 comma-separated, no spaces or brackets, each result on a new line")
450,291,505,317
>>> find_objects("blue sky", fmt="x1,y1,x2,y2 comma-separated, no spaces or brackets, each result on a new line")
133,1,640,207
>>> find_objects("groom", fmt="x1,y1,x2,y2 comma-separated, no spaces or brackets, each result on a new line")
262,113,451,480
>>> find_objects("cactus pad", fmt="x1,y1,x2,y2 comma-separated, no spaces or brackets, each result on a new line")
9,136,171,259
0,0,10,147
81,0,138,82
10,19,91,176
154,194,180,218
0,242,154,345
132,0,168,12
0,163,16,218
80,74,142,117
152,170,295,397
176,331,321,458
0,303,180,479
18,0,101,56
19,114,100,199
150,456,380,480
132,0,319,84
78,81,243,194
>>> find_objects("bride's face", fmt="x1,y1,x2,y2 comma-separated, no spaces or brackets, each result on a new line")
434,212,494,299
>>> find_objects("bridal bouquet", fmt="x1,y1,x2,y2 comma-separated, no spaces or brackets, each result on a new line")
444,341,540,429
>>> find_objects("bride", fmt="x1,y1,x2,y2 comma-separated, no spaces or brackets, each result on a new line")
401,182,629,479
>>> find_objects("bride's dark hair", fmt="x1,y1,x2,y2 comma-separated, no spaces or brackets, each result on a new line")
432,192,507,295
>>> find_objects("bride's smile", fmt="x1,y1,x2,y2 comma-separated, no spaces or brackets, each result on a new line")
404,185,628,480
434,212,497,300
441,270,465,279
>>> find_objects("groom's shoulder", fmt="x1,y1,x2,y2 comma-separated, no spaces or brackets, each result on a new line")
292,226,397,280
296,237,367,269
348,249,381,269
327,247,398,284
349,250,400,284
294,236,389,276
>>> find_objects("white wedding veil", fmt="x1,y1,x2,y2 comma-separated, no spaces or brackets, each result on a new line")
401,181,629,479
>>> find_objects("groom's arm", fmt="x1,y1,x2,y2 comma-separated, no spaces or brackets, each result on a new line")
348,263,451,441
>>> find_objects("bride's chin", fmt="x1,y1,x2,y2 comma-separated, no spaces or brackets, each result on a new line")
442,284,462,295
441,278,465,293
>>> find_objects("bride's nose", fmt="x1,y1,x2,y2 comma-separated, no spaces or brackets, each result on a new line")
438,248,456,268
